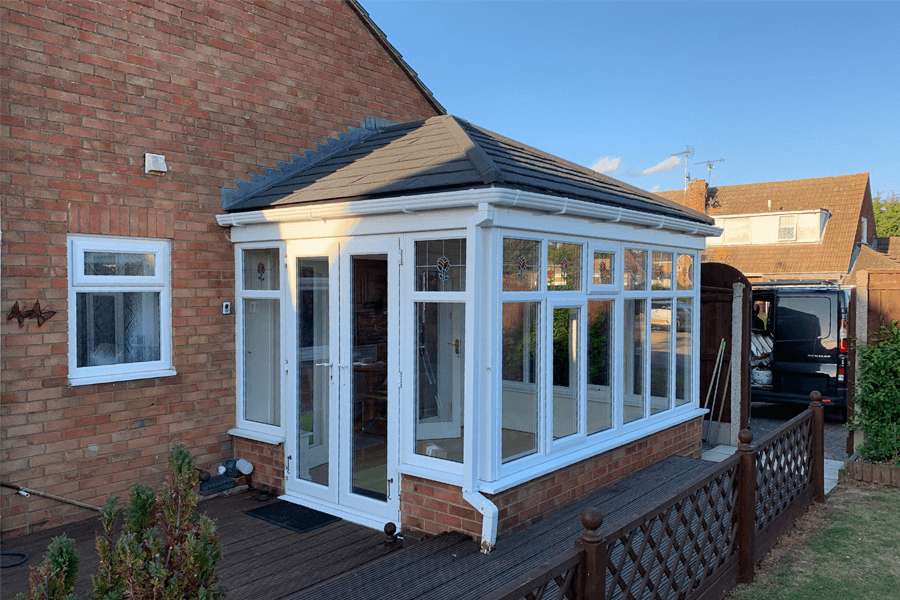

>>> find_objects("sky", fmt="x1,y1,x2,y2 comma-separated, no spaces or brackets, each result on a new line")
363,1,900,197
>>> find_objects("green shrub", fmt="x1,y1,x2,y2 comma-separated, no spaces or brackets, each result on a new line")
16,535,79,600
20,445,223,600
851,322,900,464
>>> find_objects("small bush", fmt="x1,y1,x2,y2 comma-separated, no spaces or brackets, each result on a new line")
851,322,900,464
16,535,79,600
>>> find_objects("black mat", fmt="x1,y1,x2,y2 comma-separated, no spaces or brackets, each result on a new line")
245,501,340,535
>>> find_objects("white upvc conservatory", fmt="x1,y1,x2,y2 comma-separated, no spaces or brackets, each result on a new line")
221,180,717,547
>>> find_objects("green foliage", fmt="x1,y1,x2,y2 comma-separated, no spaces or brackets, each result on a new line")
850,322,900,463
873,190,900,238
20,445,223,600
16,535,79,600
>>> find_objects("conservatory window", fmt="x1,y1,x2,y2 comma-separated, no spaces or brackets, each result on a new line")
547,242,583,291
502,238,541,292
586,300,613,434
501,302,540,462
552,307,580,440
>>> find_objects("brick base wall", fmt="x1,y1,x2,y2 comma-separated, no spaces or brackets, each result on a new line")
232,437,284,494
400,417,702,543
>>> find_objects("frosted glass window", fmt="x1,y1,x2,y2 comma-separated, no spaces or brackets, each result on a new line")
243,298,280,426
547,242,582,291
503,238,541,292
76,292,160,367
85,252,154,276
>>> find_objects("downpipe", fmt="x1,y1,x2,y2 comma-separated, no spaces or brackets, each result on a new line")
463,488,498,553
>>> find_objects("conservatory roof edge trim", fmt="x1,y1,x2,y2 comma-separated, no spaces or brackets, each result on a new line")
215,187,723,237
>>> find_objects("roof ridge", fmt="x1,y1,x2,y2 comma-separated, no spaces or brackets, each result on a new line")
222,116,395,210
440,116,502,184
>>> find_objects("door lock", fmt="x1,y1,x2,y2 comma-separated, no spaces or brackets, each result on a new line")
447,339,460,354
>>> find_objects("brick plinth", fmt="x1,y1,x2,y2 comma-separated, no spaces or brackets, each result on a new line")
400,417,702,543
232,437,284,494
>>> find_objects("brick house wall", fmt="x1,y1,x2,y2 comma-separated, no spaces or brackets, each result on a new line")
0,0,440,536
401,418,702,541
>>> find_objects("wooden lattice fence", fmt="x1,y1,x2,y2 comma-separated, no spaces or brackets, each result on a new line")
488,396,825,600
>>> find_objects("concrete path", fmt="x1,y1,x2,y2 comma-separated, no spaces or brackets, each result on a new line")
701,445,844,494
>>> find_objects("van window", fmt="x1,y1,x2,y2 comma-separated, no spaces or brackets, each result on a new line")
775,296,833,341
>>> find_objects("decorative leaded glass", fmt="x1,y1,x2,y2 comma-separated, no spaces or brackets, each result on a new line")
624,248,647,291
502,238,540,292
547,242,582,291
242,248,280,291
593,252,614,285
415,239,466,292
651,252,673,290
677,254,694,291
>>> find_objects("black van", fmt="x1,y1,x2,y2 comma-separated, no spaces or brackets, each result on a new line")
750,283,850,420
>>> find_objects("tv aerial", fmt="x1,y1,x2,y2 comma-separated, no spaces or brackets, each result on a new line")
671,146,694,190
695,158,725,183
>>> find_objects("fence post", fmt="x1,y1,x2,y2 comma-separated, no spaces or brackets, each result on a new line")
810,390,826,503
577,508,606,600
737,428,756,584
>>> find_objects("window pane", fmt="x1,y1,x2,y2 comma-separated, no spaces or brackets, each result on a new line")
547,242,582,291
677,255,694,291
651,252,673,291
415,303,465,463
650,300,672,415
676,300,692,407
587,300,613,434
243,248,280,291
593,252,614,286
624,249,647,291
552,307,579,440
243,298,280,426
415,239,466,292
623,299,645,424
297,258,329,486
502,302,539,462
502,238,540,292
84,252,155,276
76,292,160,367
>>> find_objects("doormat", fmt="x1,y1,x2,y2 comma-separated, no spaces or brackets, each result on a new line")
245,501,340,535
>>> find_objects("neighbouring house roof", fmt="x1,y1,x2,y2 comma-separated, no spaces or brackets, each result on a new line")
224,115,713,225
657,173,871,279
874,236,900,259
847,244,900,285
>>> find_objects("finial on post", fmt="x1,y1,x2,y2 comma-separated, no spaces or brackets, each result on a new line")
738,428,754,452
809,390,822,407
580,507,603,543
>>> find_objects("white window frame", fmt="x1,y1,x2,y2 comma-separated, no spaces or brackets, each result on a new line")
234,242,287,440
588,242,619,293
68,235,174,386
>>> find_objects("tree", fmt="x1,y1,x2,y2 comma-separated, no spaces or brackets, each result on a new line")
873,191,900,238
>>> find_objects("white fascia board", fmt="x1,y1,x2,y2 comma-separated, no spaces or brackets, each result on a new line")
216,188,722,239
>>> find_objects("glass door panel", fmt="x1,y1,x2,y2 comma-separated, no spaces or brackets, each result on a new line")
350,255,389,501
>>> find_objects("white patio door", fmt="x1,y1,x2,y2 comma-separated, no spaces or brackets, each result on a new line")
283,237,400,529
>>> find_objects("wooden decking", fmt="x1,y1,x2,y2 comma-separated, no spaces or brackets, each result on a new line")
1,455,714,600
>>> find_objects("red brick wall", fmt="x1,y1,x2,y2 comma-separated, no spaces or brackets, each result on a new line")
400,418,702,542
0,0,440,536
233,438,284,495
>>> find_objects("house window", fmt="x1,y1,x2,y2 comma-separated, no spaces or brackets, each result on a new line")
68,236,173,386
624,248,647,291
238,247,282,430
777,215,797,241
586,300,613,434
547,242,582,291
501,301,540,462
502,238,541,292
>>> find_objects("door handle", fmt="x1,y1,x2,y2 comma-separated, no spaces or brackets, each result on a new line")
447,339,460,354
285,455,292,476
315,362,332,367
386,477,394,499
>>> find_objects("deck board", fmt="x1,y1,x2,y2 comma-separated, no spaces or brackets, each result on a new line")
1,455,714,600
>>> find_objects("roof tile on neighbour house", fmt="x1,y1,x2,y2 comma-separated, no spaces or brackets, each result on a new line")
657,173,871,279
225,115,714,226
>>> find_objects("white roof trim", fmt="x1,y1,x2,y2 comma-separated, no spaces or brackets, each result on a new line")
216,188,723,238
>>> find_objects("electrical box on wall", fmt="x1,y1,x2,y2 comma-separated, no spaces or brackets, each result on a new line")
222,302,231,315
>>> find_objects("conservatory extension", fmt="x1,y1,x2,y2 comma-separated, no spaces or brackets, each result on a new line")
218,115,720,549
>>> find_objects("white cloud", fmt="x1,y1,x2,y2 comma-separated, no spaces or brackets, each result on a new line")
638,155,681,177
650,185,661,192
590,156,621,174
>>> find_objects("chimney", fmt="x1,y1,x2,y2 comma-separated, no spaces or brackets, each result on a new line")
685,179,709,213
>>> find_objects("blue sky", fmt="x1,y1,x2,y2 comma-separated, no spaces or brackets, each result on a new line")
364,1,900,197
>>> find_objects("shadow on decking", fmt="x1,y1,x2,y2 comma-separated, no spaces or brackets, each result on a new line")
2,455,715,600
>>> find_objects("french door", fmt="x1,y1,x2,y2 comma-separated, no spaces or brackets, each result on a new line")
284,237,400,529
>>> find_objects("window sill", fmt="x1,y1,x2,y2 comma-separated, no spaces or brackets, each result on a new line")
228,428,285,445
68,368,177,387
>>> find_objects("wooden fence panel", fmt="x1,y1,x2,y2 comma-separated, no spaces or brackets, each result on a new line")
867,271,900,334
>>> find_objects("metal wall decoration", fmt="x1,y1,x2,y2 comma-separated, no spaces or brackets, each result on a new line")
7,301,56,327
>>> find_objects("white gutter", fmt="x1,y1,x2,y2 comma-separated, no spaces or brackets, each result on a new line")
216,188,723,238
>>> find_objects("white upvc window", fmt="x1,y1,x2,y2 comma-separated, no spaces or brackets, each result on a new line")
235,244,285,438
68,235,174,386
